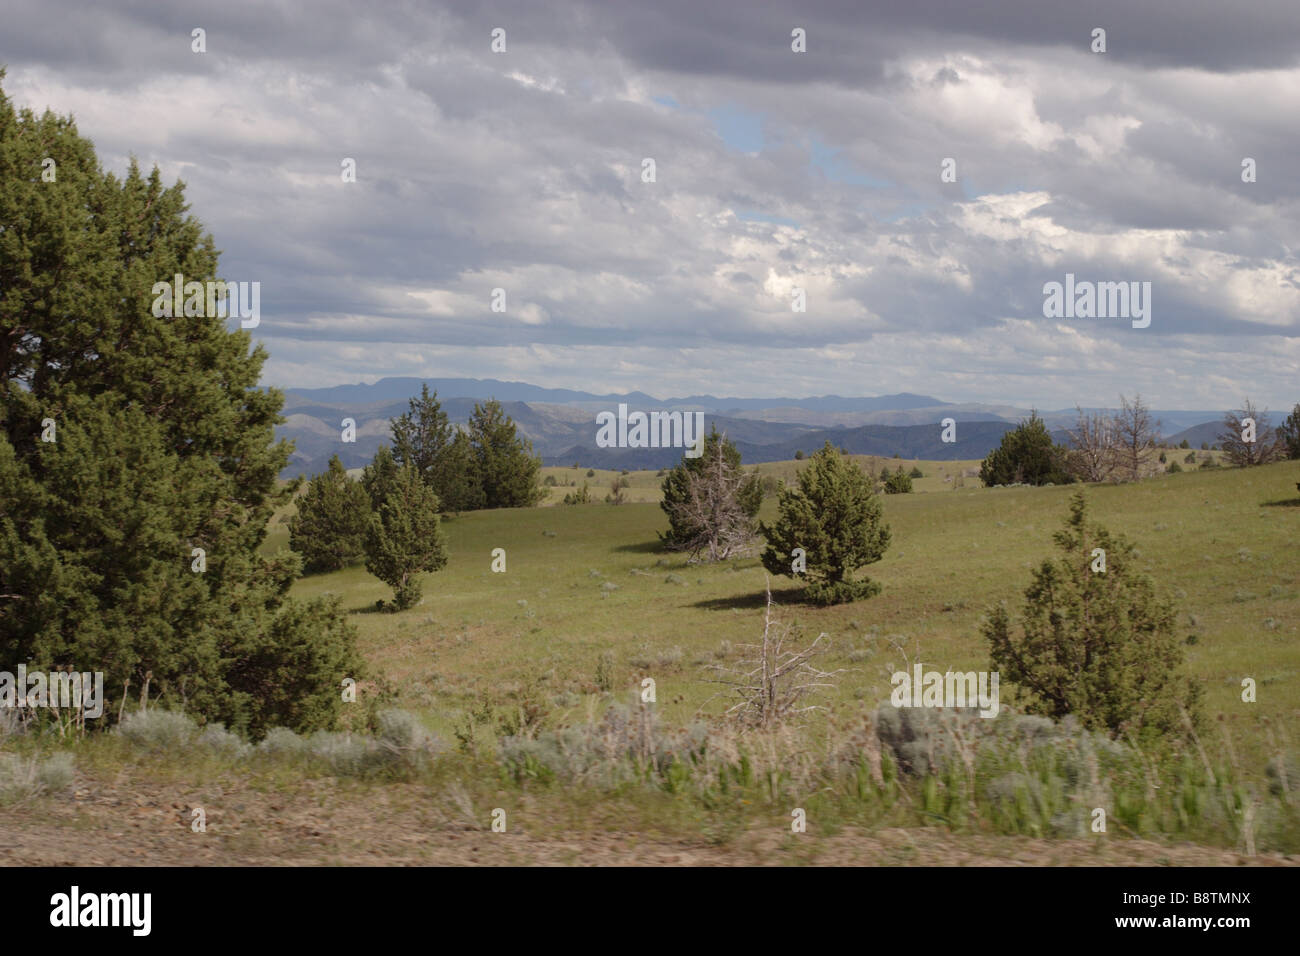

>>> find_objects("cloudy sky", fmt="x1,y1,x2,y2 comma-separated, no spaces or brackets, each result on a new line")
4,0,1299,408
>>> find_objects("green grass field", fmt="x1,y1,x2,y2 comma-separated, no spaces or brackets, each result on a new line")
272,455,1300,778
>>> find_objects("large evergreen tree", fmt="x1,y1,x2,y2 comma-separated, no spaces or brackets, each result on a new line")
760,442,891,605
288,454,371,573
0,73,361,736
466,399,543,508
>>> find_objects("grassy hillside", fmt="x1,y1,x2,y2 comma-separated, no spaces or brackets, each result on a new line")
270,457,1300,779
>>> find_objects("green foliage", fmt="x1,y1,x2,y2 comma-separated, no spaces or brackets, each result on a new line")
0,76,361,735
466,400,543,508
760,442,891,604
794,450,804,460
909,466,924,479
1279,403,1300,460
884,466,914,494
980,412,1071,486
562,481,592,505
658,427,761,550
361,444,401,511
364,466,448,610
1179,439,1191,449
1166,460,1182,473
982,492,1200,738
390,385,482,512
288,455,370,573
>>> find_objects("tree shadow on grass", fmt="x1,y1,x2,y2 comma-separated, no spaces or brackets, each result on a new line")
612,539,666,554
347,601,391,615
1261,497,1300,508
691,585,808,611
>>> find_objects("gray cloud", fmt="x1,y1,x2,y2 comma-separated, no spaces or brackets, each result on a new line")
1,0,1297,407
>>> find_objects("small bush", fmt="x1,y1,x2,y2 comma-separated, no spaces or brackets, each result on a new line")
117,709,198,753
0,752,75,803
197,723,250,758
585,469,596,477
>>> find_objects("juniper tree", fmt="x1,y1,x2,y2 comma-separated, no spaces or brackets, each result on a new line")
661,436,757,560
288,455,371,573
361,444,401,511
980,411,1071,486
760,441,891,605
466,399,543,508
982,492,1200,738
363,465,447,610
1279,403,1300,460
0,74,362,736
390,384,481,511
659,427,761,550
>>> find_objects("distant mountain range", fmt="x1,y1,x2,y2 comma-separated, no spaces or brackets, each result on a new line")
272,377,1229,477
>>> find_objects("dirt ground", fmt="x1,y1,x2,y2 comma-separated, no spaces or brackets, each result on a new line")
1,770,1295,866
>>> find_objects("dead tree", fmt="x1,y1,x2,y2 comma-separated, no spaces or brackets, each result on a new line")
1112,393,1160,482
705,579,841,727
662,438,755,561
1220,399,1285,467
1064,405,1118,483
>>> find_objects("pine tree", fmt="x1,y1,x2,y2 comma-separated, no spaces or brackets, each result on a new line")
982,492,1200,737
760,442,891,605
288,455,370,573
363,466,447,610
659,427,761,549
466,400,542,508
0,75,362,736
980,411,1071,486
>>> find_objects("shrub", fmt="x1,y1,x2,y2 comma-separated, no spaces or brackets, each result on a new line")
1166,460,1182,473
982,492,1200,738
0,751,75,803
562,482,592,504
586,469,596,478
543,474,558,486
194,723,248,757
884,467,913,494
909,466,924,479
117,709,199,753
